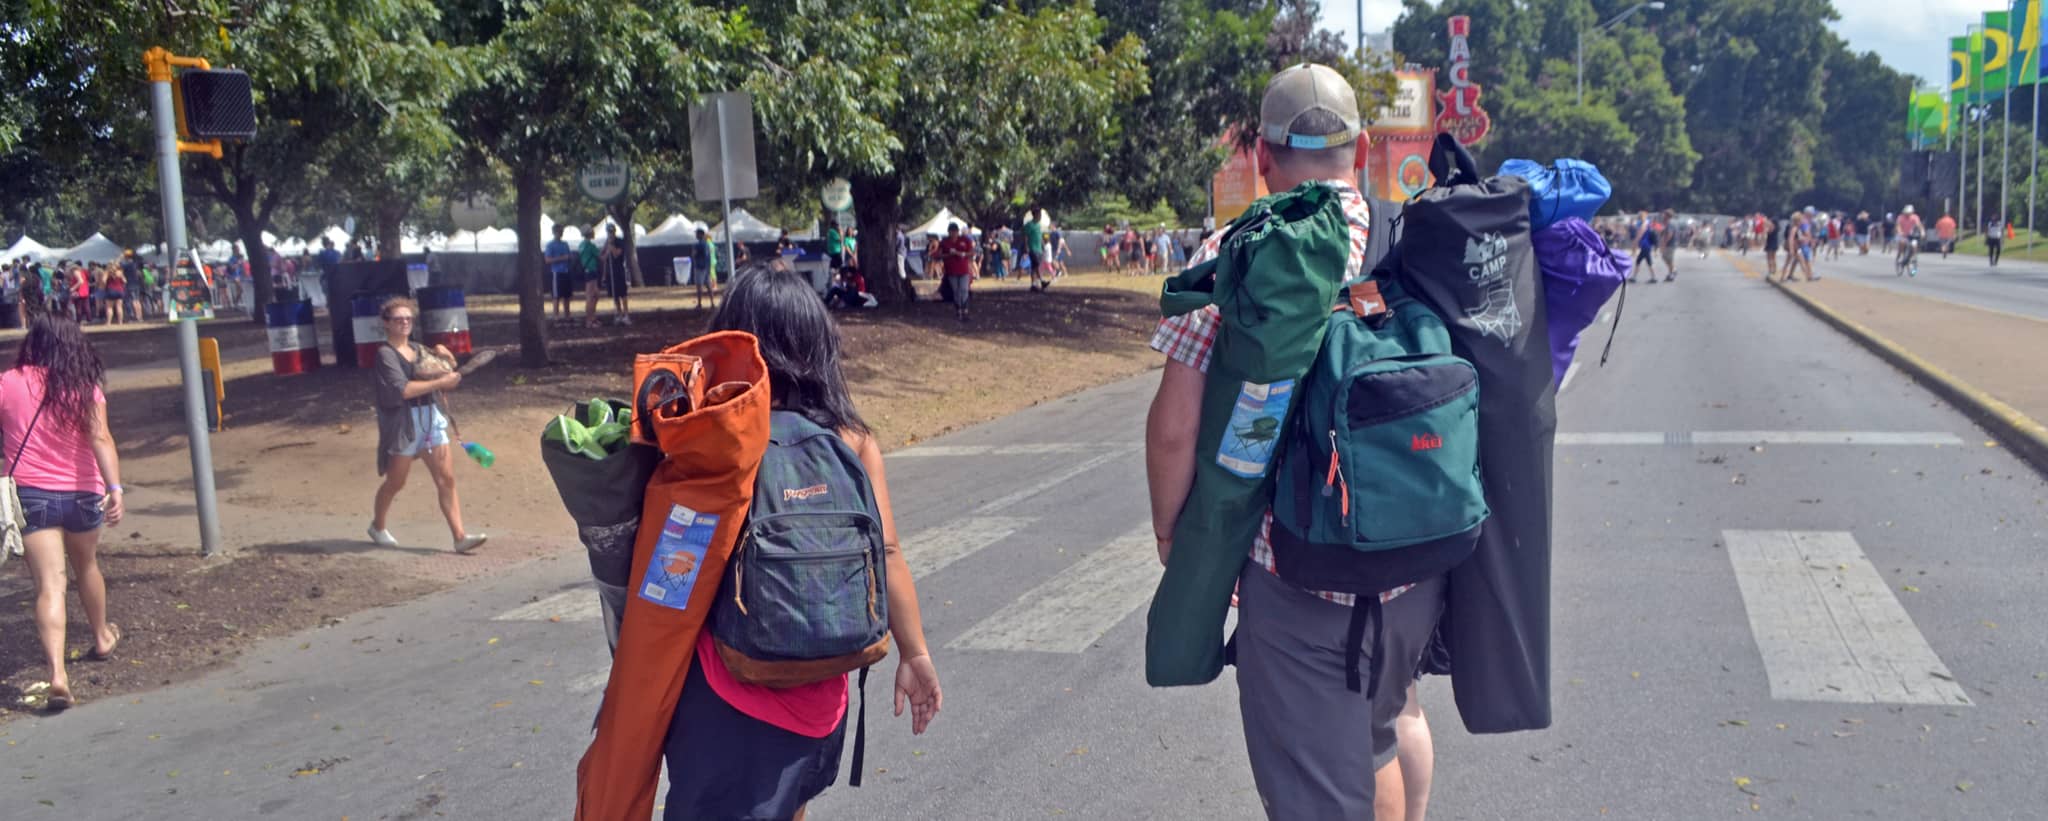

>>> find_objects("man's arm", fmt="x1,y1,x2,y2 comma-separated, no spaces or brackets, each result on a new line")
1145,359,1205,565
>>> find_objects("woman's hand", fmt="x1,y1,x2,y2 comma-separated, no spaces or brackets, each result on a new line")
893,653,942,735
103,486,124,525
438,371,463,391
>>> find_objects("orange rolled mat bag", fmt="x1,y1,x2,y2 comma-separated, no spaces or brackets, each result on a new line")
574,331,770,820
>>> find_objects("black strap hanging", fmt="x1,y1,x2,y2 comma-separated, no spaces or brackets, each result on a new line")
848,666,871,788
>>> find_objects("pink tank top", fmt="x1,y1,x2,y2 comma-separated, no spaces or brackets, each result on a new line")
694,632,848,738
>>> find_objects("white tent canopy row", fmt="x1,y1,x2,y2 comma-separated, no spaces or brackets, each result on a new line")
6,233,123,264
711,208,783,243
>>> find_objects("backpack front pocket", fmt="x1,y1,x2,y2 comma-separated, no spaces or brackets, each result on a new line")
727,512,884,661
1327,355,1487,547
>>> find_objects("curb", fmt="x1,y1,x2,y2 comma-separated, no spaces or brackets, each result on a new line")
1769,276,2048,478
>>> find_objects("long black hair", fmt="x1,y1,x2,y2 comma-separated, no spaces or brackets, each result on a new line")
707,261,869,436
14,314,105,435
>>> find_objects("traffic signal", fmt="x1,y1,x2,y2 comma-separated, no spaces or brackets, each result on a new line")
177,69,256,141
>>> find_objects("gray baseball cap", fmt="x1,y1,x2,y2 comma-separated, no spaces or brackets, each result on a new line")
1260,63,1363,149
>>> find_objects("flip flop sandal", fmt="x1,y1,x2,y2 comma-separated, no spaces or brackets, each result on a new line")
87,623,122,661
46,685,74,711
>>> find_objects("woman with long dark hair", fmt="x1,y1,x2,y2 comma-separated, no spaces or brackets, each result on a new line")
659,262,943,820
2,315,125,711
367,296,487,554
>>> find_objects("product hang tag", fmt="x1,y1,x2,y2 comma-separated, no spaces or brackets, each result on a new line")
1347,281,1388,319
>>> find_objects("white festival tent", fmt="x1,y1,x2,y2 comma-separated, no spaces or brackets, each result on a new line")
4,236,55,262
59,233,125,264
712,208,783,243
910,208,971,238
642,214,710,245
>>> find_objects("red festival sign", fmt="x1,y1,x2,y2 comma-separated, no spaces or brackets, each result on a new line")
1435,15,1492,146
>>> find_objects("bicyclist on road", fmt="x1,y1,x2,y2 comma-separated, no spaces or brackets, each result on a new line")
1895,206,1924,277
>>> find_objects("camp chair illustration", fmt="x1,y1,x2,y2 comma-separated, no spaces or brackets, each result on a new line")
1230,415,1282,458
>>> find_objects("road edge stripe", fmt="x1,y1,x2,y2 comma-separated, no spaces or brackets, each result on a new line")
1766,274,2048,479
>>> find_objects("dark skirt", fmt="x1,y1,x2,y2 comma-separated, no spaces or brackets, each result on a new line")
663,658,847,821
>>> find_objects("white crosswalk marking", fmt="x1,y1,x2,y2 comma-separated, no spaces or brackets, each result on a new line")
972,446,1137,514
1724,530,1970,706
492,590,602,622
906,516,1034,577
947,525,1159,654
567,669,611,694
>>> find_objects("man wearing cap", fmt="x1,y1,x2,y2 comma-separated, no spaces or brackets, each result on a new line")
1145,63,1444,820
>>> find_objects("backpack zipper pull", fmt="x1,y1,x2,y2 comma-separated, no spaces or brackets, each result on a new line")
1324,430,1351,522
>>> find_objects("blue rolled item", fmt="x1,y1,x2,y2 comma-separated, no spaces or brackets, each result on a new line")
1499,158,1612,231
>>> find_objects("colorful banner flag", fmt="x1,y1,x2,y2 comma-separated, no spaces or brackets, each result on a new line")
1985,11,2014,92
2015,0,2042,86
1909,89,1949,148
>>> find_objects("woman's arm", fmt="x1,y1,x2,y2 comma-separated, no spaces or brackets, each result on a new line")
401,372,458,400
91,399,123,524
855,433,941,734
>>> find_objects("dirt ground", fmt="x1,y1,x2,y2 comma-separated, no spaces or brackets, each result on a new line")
0,274,1168,716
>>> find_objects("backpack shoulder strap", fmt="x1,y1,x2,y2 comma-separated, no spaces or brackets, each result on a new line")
1365,198,1404,275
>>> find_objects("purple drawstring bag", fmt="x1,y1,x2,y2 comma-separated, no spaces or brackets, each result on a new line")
1534,218,1630,384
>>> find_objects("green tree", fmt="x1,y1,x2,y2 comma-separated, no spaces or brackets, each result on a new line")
1802,38,1914,213
445,0,742,365
736,0,1143,304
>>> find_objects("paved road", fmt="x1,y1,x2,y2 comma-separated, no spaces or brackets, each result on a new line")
6,251,2048,819
1791,242,2048,320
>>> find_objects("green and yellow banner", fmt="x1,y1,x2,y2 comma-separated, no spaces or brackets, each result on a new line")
1953,35,1974,109
1985,11,2013,94
2015,0,2042,86
1909,89,1949,148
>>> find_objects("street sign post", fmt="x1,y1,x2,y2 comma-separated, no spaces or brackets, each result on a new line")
145,46,235,557
691,92,759,279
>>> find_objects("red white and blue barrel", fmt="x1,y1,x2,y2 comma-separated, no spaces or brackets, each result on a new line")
418,286,471,355
264,301,320,375
352,294,387,369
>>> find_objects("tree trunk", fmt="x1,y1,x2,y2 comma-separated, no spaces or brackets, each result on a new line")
610,200,644,286
854,174,910,304
374,202,407,267
233,209,273,323
516,164,549,367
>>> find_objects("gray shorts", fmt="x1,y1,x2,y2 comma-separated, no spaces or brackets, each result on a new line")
1234,566,1447,820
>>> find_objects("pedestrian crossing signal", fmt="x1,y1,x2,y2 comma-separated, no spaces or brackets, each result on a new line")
177,69,256,141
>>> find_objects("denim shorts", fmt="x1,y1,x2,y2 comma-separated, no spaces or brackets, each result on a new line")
395,404,451,457
18,487,105,535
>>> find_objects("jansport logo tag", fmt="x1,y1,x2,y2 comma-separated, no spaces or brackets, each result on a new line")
1411,433,1443,452
783,484,829,502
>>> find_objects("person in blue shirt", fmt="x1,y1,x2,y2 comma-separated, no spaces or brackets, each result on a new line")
315,238,342,305
544,224,575,322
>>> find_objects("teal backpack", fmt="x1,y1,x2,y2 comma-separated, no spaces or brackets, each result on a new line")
1267,259,1490,697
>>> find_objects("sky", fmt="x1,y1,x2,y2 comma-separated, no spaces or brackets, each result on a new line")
1317,0,2004,91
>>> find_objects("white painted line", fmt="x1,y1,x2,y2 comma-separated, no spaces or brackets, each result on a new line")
1692,431,1964,446
567,669,610,694
492,590,602,622
906,516,1035,577
1555,432,1668,445
1723,530,1969,706
1555,431,1965,446
971,446,1137,514
892,442,1114,458
1558,359,1582,394
947,525,1159,654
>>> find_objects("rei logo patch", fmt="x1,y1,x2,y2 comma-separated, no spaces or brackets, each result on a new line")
1411,433,1444,452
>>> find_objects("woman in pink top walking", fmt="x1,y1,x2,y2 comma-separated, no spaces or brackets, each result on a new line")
2,316,125,711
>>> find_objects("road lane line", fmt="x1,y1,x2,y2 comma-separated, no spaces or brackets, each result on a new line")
971,446,1137,514
492,590,602,622
1723,530,1970,706
947,525,1159,654
1691,431,1964,446
1558,359,1583,394
905,516,1036,577
1555,431,1964,446
892,443,1118,458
